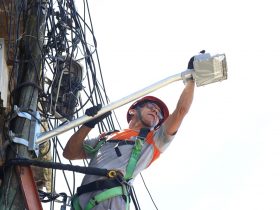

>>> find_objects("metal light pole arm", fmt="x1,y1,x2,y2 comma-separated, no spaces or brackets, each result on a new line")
37,70,192,145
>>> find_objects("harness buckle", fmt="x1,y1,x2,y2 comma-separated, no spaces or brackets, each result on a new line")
107,169,124,182
107,170,118,178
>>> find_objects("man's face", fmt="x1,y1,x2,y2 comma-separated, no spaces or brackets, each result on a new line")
137,102,163,128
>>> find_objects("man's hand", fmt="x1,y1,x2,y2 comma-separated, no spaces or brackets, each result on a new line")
187,50,206,70
184,50,206,84
84,104,111,128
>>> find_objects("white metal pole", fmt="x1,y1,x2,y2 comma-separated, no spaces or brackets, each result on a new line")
36,70,192,145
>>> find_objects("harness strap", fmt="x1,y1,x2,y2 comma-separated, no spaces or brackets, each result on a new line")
83,140,106,156
124,128,150,180
84,186,129,210
107,140,135,145
76,128,150,209
72,194,82,210
77,179,121,196
83,130,120,156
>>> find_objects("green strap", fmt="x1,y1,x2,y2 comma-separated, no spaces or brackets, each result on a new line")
83,139,106,156
83,130,119,156
84,186,128,210
124,138,144,180
71,194,82,210
124,128,150,180
82,128,149,209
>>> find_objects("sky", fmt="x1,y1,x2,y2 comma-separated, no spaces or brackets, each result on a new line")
48,0,280,209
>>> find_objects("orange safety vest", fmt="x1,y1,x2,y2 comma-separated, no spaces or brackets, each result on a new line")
76,128,162,210
101,129,161,167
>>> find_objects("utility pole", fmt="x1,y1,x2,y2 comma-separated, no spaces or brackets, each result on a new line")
0,0,47,209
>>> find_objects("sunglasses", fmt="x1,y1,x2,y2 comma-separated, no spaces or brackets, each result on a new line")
143,102,163,120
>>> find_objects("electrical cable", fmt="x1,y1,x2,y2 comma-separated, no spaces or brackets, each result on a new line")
130,185,141,210
5,158,111,176
1,1,160,210
140,173,159,210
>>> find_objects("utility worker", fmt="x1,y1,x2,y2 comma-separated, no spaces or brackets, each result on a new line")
63,59,196,210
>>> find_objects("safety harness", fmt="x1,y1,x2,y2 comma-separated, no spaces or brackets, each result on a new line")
72,128,150,210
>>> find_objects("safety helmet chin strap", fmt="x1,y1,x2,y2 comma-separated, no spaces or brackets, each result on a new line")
136,107,157,129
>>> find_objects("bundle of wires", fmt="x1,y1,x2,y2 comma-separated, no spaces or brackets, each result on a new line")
1,0,158,209
2,0,117,209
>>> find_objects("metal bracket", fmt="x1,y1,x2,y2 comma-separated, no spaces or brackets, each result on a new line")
9,106,41,157
9,131,29,147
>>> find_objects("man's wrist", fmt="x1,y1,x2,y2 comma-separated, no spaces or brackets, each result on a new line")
183,76,194,85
